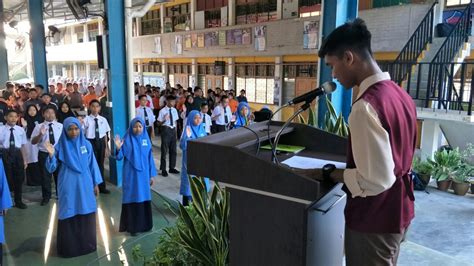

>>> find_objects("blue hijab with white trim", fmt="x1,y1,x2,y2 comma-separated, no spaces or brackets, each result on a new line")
57,117,91,173
234,101,250,129
122,117,152,171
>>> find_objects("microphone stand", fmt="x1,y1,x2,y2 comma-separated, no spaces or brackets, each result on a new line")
271,101,312,166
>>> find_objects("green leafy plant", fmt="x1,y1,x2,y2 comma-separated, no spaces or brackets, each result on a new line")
298,96,349,138
428,148,462,182
452,163,474,183
134,177,230,266
412,157,433,175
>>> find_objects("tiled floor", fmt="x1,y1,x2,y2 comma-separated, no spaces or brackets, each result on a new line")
3,140,473,265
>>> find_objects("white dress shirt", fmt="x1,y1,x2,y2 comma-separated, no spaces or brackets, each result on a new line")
31,121,63,152
212,105,232,126
136,106,156,127
0,125,27,149
83,114,111,139
200,112,211,134
343,72,397,198
158,106,179,129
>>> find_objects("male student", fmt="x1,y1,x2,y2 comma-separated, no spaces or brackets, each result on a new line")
83,99,111,194
0,110,28,209
136,94,156,139
211,95,232,133
200,102,211,135
318,18,417,265
31,105,63,205
157,95,179,177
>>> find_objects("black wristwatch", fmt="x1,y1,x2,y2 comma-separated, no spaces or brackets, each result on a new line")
322,164,336,181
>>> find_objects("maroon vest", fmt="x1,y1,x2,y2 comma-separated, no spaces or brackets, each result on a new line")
343,79,417,234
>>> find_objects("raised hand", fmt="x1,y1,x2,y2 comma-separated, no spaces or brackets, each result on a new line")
44,140,55,157
40,125,48,135
114,135,123,150
186,126,192,138
20,118,27,128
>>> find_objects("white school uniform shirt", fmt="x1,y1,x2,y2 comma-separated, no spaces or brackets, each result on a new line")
31,121,63,153
136,106,156,127
0,124,27,149
83,114,111,139
212,105,232,126
200,112,211,134
158,106,179,129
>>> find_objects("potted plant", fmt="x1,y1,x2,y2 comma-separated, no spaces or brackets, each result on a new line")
428,148,461,191
412,157,433,185
451,163,474,196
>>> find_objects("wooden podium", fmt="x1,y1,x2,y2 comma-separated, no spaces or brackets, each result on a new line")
187,121,348,266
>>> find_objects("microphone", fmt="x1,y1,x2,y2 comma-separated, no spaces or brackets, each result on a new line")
287,81,337,106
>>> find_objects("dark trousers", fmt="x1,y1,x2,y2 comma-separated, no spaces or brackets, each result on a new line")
345,226,408,266
215,124,226,133
88,137,107,191
2,149,24,204
38,151,58,200
160,126,177,171
146,126,153,143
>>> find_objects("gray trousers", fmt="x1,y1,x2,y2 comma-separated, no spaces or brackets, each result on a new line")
345,226,409,266
160,126,177,171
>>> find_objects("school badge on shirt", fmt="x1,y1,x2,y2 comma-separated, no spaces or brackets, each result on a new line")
80,146,88,154
142,139,148,146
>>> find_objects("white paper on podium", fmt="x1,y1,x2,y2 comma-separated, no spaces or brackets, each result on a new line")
282,156,346,170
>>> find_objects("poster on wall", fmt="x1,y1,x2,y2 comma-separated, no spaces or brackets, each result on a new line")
254,25,266,51
205,32,218,47
191,34,198,48
226,30,235,45
184,35,192,49
303,21,319,49
175,35,183,54
153,36,161,54
197,33,205,48
233,29,243,45
219,31,226,46
242,28,252,45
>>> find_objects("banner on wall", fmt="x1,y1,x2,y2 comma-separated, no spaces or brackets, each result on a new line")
175,35,183,54
242,28,252,45
205,32,218,47
153,36,161,54
191,34,198,48
254,25,266,51
219,31,226,46
226,30,235,45
197,33,205,48
184,35,192,49
303,21,319,49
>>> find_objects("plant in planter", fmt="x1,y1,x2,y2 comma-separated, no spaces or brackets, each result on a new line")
451,163,474,196
412,157,433,185
428,148,461,191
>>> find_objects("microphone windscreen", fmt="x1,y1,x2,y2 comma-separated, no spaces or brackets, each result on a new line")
322,81,337,94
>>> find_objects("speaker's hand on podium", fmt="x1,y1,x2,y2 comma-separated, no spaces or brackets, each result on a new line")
329,169,345,183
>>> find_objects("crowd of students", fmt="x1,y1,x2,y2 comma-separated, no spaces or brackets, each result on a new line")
0,79,271,260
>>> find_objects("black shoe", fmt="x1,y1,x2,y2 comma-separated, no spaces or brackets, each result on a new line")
40,199,50,206
15,202,27,209
100,189,111,194
162,170,168,177
130,232,138,237
169,169,180,174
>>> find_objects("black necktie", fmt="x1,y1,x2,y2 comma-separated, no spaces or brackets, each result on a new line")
48,123,55,145
94,118,100,140
144,107,149,127
224,107,228,124
202,113,206,126
9,128,15,152
169,108,173,127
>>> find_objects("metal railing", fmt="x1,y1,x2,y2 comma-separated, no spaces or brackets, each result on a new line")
427,4,471,104
381,61,473,116
390,2,437,84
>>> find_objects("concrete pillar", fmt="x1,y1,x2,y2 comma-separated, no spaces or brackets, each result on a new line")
228,0,236,26
162,59,168,82
98,18,104,35
274,56,283,121
135,17,142,36
73,63,78,80
435,0,445,24
28,0,49,88
85,63,91,80
160,4,165,34
191,58,198,88
276,0,283,20
51,64,57,76
317,0,358,127
420,120,443,160
0,0,9,85
83,23,89,42
137,59,144,84
190,0,196,30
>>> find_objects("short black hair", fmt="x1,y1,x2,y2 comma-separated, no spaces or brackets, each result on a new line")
138,94,147,100
194,86,202,92
166,95,176,101
29,88,38,93
318,18,372,59
35,84,44,90
41,93,52,98
201,102,209,108
42,104,58,114
4,109,18,116
89,99,100,106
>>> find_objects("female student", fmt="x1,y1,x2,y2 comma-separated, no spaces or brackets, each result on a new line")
45,117,102,258
114,117,157,236
233,101,251,129
57,102,75,124
21,104,43,186
0,157,12,265
179,110,210,206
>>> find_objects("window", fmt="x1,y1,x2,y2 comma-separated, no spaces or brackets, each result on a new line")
236,0,278,25
236,63,275,104
141,9,161,35
446,0,471,7
88,23,99,42
283,63,317,78
299,0,321,18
